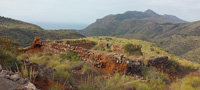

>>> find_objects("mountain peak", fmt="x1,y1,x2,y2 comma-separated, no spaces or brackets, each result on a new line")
145,9,156,13
144,9,160,17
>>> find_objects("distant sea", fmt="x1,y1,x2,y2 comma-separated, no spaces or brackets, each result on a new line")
33,22,88,30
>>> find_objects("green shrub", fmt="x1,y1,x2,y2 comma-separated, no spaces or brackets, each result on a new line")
165,60,183,73
53,63,73,84
124,43,143,55
0,49,18,69
141,66,171,84
93,43,105,51
69,61,84,70
17,53,29,60
0,37,20,69
60,50,79,60
82,63,99,76
0,36,19,54
71,55,82,62
171,76,200,90
78,73,149,90
53,69,73,84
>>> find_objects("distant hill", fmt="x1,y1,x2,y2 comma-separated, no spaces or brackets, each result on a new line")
0,16,84,47
80,9,187,36
79,10,200,63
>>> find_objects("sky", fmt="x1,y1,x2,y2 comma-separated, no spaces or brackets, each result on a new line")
0,0,200,29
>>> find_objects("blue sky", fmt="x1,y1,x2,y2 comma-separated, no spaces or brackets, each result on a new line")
0,0,200,25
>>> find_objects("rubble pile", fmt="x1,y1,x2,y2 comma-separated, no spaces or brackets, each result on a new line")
21,37,172,76
0,64,36,90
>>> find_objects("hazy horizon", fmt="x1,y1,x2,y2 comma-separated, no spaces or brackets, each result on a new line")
32,22,88,30
1,0,200,29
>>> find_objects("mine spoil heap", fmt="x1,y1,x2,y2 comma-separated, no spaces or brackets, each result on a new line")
21,37,173,76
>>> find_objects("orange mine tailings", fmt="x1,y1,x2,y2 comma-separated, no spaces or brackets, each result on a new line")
20,36,43,54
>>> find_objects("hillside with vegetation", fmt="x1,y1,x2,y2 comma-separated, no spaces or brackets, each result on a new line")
2,36,200,90
0,16,85,47
80,9,187,36
79,10,200,63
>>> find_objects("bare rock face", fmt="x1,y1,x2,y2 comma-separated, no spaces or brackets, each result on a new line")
24,82,36,90
0,67,37,90
0,77,19,90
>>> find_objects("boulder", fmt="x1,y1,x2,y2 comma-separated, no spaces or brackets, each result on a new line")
0,70,7,78
24,82,36,90
0,77,18,90
10,73,19,81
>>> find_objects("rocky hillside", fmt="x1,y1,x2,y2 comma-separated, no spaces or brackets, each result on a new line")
0,16,85,47
15,36,200,90
80,9,187,36
79,10,200,63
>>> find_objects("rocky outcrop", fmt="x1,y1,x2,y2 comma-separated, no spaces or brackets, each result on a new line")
0,64,37,90
25,37,173,76
42,42,145,75
20,36,43,54
147,56,168,68
0,77,18,90
19,60,76,90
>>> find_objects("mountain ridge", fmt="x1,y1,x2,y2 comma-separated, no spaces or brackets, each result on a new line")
0,16,85,47
79,9,200,63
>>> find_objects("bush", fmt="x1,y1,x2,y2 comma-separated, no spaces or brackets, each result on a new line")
0,37,20,69
0,48,19,69
71,55,82,62
171,75,200,90
17,53,29,60
53,63,73,84
93,43,105,51
0,36,19,54
124,43,143,55
60,50,81,61
78,73,149,90
82,63,99,76
141,66,171,84
165,60,183,73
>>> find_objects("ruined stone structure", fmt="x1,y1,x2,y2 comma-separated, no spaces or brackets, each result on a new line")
22,37,172,76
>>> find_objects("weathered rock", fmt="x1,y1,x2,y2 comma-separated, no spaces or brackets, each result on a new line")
0,70,7,78
5,75,10,79
16,78,25,85
10,73,19,81
24,82,36,90
0,77,18,90
8,71,14,75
